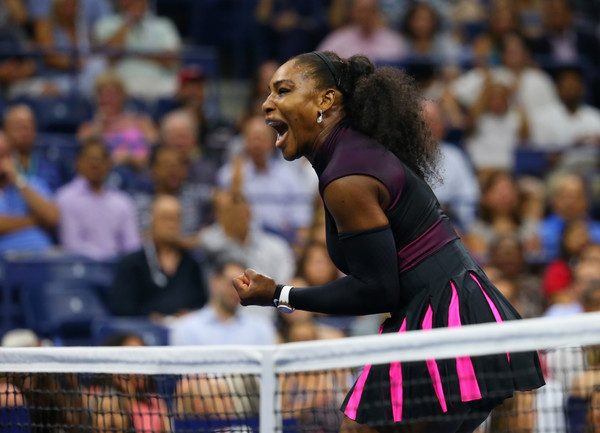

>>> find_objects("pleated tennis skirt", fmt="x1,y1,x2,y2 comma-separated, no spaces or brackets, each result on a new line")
340,239,545,426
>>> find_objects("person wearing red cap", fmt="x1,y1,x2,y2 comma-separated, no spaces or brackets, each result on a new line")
173,65,234,164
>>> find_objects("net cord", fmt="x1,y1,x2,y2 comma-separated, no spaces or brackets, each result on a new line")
0,312,598,374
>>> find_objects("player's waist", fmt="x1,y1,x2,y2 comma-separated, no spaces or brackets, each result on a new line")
396,218,459,274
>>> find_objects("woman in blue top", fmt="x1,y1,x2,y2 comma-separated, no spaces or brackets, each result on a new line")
233,51,545,433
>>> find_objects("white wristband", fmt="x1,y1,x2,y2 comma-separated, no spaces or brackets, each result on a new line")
280,285,293,304
277,285,294,313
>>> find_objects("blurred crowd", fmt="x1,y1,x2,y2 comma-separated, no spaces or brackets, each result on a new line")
1,0,600,343
0,0,599,430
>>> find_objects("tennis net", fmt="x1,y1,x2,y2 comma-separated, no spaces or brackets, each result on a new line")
1,312,600,433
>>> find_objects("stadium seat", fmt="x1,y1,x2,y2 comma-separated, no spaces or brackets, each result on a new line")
0,254,119,337
21,280,109,345
124,97,153,115
91,317,170,346
172,417,299,433
36,133,80,185
0,406,31,433
513,147,551,177
173,417,259,433
153,97,178,122
10,96,93,134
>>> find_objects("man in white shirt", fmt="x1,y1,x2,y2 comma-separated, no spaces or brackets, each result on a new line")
530,68,600,150
452,33,558,117
217,115,315,240
94,0,181,98
199,190,296,284
169,259,276,346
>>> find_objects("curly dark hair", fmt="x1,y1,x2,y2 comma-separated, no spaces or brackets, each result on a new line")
293,51,439,182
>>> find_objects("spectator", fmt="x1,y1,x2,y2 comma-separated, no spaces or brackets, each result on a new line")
566,283,600,433
56,138,140,260
173,65,233,163
114,375,170,433
422,100,479,231
93,0,182,98
399,2,463,66
84,333,143,433
29,0,107,96
4,104,62,191
464,77,528,170
13,373,86,432
131,145,209,238
1,328,43,347
452,32,559,117
200,189,296,284
539,173,600,261
529,0,600,69
161,109,218,188
255,0,327,64
530,67,600,149
170,258,268,420
543,219,591,301
0,0,36,96
294,241,356,334
103,332,144,347
217,115,314,240
78,71,158,171
170,258,276,346
280,317,350,432
471,2,521,67
488,386,567,433
296,241,339,288
0,380,27,411
544,243,600,317
247,60,280,117
173,374,239,421
0,131,58,253
487,235,543,318
317,0,407,63
465,170,539,261
109,194,208,318
28,0,112,37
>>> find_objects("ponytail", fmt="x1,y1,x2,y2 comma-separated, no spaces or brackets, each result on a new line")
294,52,439,182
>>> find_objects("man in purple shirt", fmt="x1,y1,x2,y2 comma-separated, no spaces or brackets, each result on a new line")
56,138,140,260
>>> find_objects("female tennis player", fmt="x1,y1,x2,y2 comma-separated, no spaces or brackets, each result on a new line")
232,51,545,433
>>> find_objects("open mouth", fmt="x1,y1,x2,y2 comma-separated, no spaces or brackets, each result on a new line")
266,120,289,148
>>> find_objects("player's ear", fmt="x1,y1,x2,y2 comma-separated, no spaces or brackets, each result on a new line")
319,89,336,112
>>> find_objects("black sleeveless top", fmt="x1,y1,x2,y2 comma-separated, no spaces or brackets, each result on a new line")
311,121,457,276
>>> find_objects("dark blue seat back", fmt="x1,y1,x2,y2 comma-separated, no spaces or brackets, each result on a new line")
0,406,31,433
91,317,169,346
21,280,109,339
10,97,92,134
173,417,259,433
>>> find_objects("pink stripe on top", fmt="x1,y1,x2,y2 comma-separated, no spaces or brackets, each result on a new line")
344,324,385,420
390,318,407,422
449,282,482,401
422,305,448,413
470,273,510,363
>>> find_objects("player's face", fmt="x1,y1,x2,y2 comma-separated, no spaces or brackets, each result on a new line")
263,60,321,161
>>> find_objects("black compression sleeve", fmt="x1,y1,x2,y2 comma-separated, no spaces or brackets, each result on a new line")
290,225,400,315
